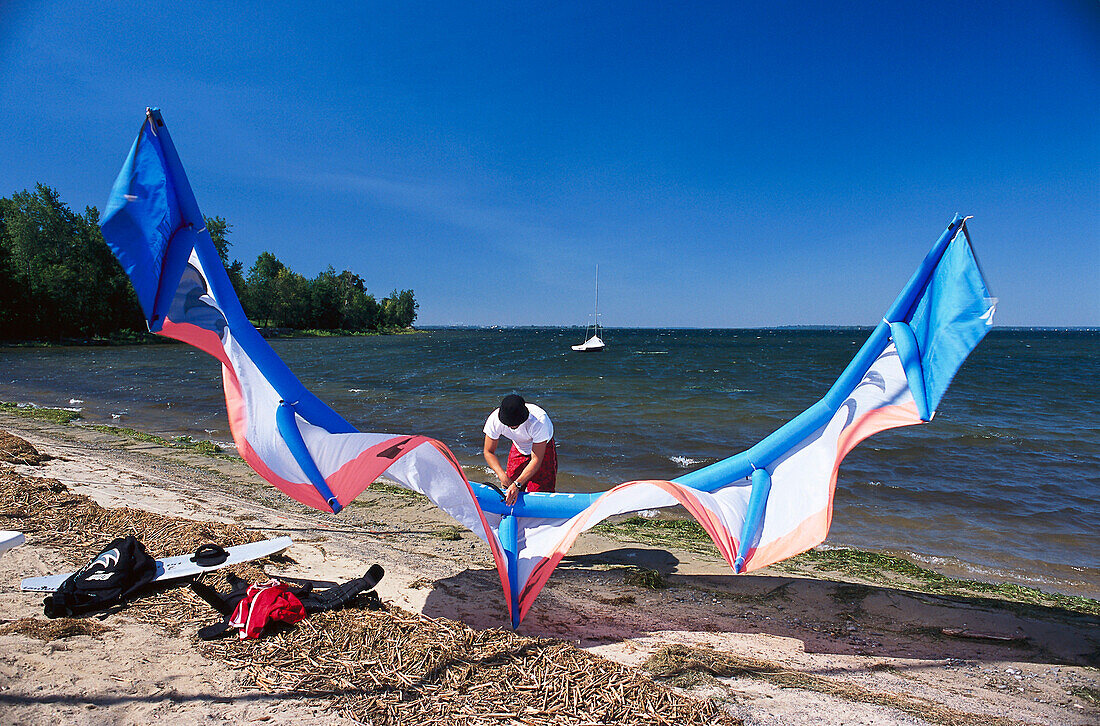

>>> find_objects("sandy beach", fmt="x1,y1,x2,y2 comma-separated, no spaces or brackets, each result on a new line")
0,411,1096,725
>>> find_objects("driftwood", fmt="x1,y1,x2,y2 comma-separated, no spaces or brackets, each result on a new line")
941,628,1027,643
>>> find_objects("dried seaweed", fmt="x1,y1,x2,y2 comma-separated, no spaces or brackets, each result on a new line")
0,617,111,641
203,606,738,725
0,469,257,562
1,467,739,725
0,430,50,465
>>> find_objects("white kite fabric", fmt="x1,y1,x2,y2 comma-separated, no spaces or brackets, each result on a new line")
498,340,927,622
98,110,994,627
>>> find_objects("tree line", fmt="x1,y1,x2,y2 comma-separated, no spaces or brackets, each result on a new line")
0,184,417,342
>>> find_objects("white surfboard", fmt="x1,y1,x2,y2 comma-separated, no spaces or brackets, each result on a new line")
20,536,293,593
0,531,24,556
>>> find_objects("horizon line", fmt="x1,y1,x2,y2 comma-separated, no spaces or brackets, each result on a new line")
416,324,1099,332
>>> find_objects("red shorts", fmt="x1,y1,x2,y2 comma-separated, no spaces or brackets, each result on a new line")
505,438,557,492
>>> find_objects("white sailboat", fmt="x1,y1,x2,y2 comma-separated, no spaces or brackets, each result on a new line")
571,265,605,352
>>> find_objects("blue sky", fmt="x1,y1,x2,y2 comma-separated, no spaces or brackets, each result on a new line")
1,1,1096,327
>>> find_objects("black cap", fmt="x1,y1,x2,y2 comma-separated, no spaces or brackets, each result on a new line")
499,394,529,427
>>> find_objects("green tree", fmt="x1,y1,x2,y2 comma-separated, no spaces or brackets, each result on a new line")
345,288,380,331
0,185,141,340
206,215,232,266
380,289,418,330
273,268,311,329
394,289,418,328
337,271,379,331
309,267,344,330
244,251,286,329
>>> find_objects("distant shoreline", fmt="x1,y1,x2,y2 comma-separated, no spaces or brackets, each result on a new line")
3,326,1094,346
0,326,423,348
419,324,1100,332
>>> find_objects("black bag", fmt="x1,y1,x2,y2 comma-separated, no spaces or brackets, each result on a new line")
44,536,157,618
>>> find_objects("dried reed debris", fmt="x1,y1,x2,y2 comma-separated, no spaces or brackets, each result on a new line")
1,458,739,725
0,430,50,465
0,468,258,562
0,616,111,641
205,606,739,725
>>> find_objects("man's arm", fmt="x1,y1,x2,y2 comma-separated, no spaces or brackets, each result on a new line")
483,435,510,489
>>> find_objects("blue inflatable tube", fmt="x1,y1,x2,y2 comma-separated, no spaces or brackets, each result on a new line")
889,320,931,421
735,468,773,573
498,514,520,627
275,401,344,513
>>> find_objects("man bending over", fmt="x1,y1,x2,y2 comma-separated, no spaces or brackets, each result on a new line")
483,394,557,506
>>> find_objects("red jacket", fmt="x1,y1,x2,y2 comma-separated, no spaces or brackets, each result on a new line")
228,581,307,639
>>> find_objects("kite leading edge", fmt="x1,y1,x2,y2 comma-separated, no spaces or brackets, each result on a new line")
98,109,996,628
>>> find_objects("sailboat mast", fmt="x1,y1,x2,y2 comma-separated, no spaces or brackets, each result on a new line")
571,264,606,351
594,264,599,329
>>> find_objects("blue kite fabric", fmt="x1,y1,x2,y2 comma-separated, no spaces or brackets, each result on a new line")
99,110,995,628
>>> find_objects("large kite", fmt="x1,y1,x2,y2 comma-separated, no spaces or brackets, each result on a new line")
99,109,995,627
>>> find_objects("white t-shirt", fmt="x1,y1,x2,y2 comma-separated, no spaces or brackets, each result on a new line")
483,403,554,455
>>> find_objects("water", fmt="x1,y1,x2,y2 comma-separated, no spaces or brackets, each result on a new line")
1,328,1097,598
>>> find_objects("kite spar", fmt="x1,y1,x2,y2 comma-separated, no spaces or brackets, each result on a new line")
99,110,995,627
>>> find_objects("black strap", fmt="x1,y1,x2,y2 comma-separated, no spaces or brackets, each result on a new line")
482,481,507,500
190,573,255,640
298,564,384,614
190,543,230,567
188,573,251,615
43,590,75,619
189,580,234,616
197,619,237,640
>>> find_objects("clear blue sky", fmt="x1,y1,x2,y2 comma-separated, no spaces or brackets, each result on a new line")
1,1,1096,327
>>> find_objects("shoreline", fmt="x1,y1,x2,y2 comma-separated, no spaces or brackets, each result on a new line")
2,399,1098,603
0,326,423,348
0,411,1097,724
0,325,1094,601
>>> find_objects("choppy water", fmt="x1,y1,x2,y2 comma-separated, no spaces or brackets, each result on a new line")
1,328,1097,598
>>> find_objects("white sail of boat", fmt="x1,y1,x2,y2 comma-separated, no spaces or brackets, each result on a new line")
571,265,605,352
